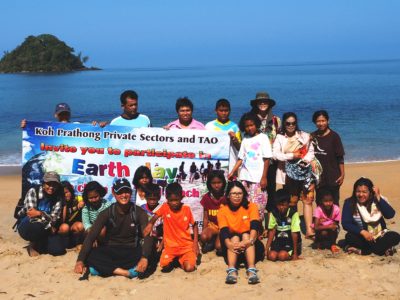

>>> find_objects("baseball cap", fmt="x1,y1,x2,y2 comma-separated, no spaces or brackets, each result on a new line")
55,103,71,115
113,178,132,193
43,171,60,183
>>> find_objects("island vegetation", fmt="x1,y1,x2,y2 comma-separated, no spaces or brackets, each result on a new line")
0,34,100,73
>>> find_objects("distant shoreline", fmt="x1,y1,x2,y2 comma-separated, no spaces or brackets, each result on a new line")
0,66,101,74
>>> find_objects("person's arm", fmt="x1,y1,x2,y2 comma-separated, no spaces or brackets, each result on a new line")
228,159,242,180
265,228,276,257
228,131,241,151
291,232,300,260
336,162,345,186
18,188,37,218
341,199,363,235
81,205,91,230
136,207,155,273
143,214,160,236
202,208,209,229
303,133,315,163
260,158,269,190
75,210,109,273
21,119,27,129
62,206,67,223
272,136,295,161
192,222,199,257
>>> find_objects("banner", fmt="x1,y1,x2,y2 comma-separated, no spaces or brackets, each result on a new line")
22,121,230,226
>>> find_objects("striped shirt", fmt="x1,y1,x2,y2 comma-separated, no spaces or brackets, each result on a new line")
82,199,112,230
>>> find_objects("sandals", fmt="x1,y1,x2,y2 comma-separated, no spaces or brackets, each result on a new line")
89,267,100,276
128,267,139,279
385,247,397,257
246,268,260,285
330,244,341,254
344,246,362,255
225,268,238,284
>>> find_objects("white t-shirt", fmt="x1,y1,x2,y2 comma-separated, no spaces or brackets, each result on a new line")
238,133,272,183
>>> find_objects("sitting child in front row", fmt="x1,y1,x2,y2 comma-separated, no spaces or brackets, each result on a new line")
144,182,199,272
313,189,341,253
265,189,301,261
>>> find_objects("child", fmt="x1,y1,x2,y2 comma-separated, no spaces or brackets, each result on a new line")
58,181,84,248
81,181,111,239
141,183,164,253
205,99,241,172
132,166,153,206
228,112,272,221
313,189,341,253
265,189,301,261
144,182,199,272
200,170,227,253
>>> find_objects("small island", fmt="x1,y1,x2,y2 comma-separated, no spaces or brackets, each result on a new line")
0,34,100,73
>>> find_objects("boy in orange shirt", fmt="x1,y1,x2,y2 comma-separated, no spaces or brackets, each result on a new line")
144,182,199,272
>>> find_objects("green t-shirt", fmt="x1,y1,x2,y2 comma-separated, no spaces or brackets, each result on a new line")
268,209,301,233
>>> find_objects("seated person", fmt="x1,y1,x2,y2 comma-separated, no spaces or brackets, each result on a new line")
144,182,199,273
265,189,302,262
17,171,66,256
74,178,154,278
217,181,264,285
313,189,341,253
342,177,400,256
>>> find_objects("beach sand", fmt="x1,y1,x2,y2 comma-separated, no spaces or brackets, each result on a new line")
0,162,399,300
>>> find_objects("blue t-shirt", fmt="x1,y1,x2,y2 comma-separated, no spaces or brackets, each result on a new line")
110,114,151,127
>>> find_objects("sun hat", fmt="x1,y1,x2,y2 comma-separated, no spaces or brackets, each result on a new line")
250,91,276,108
55,103,71,115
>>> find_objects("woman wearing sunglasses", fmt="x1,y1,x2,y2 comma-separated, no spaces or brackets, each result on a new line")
272,112,316,239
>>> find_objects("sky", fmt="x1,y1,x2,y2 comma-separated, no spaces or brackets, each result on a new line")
1,0,400,68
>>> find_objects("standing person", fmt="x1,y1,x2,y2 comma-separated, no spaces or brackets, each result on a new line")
205,98,241,172
98,90,151,127
312,110,345,205
144,182,199,273
165,97,205,129
21,102,75,128
249,91,281,210
273,112,315,238
17,171,66,256
217,181,264,285
189,162,198,183
342,177,400,256
228,113,272,222
74,178,154,278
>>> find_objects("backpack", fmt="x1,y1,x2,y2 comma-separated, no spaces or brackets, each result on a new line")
107,203,139,246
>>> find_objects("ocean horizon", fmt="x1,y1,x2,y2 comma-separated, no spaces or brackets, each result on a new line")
1,59,400,165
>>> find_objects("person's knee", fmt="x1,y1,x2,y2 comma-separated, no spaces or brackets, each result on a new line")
200,231,210,243
47,236,66,256
278,251,289,261
183,262,196,272
71,222,84,233
58,223,70,234
268,251,278,261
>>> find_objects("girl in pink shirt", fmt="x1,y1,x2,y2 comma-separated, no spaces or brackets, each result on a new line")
313,189,341,253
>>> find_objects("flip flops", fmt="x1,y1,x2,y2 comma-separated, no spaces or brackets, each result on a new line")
225,267,238,284
330,244,341,254
246,268,260,285
128,267,139,279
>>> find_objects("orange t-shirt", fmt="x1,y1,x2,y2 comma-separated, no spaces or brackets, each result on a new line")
217,203,259,234
156,203,195,250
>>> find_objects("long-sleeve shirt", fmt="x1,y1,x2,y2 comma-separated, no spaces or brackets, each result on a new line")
81,199,111,230
17,186,62,230
342,197,395,235
77,203,154,262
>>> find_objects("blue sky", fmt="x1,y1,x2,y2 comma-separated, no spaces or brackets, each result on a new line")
1,1,400,68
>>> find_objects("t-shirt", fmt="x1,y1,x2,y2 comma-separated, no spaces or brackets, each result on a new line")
205,119,241,172
200,192,226,225
141,203,163,239
238,133,272,182
167,118,205,129
155,203,195,250
110,114,151,127
313,204,341,226
217,203,259,234
82,199,112,230
313,130,344,187
268,209,301,233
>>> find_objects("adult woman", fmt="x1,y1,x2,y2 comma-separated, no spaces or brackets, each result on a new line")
312,110,345,205
132,166,154,206
342,177,400,256
273,112,315,238
249,91,281,210
17,171,66,256
217,181,264,285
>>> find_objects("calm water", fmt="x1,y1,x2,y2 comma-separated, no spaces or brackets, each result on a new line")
1,60,400,164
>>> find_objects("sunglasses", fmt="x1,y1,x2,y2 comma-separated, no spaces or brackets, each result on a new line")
285,121,297,126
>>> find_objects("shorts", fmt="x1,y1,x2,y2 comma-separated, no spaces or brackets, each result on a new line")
270,234,302,256
285,176,314,205
159,247,196,268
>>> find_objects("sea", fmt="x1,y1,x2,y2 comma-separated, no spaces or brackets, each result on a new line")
1,59,400,165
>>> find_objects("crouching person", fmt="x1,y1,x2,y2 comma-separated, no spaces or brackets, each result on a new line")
74,178,154,278
17,171,66,256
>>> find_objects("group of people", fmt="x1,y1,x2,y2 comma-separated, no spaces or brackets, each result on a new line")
16,90,400,285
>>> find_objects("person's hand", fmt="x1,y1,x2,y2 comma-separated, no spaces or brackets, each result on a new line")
143,223,153,236
74,261,86,274
373,186,381,201
27,208,41,218
228,131,239,143
20,119,27,129
329,223,338,230
227,172,236,181
77,201,85,209
163,125,170,130
99,122,108,128
156,240,164,252
227,241,240,254
136,257,148,273
193,242,200,257
361,230,375,242
92,240,98,248
292,151,302,159
260,177,267,190
335,175,345,186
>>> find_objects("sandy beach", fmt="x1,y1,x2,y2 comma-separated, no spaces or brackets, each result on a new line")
0,161,399,300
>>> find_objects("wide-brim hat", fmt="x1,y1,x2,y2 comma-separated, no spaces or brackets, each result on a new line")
250,91,276,108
